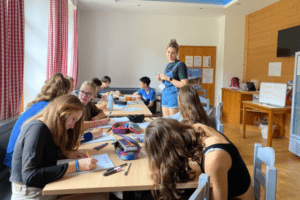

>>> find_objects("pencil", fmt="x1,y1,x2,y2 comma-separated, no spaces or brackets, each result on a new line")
124,162,131,176
85,150,91,158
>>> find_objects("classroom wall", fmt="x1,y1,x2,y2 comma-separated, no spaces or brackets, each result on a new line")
243,0,300,84
223,15,245,89
24,0,49,107
78,12,221,91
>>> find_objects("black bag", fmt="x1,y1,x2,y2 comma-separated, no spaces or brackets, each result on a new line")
128,115,145,123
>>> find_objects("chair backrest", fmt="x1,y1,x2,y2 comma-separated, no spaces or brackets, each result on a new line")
189,174,210,200
253,143,277,200
216,102,223,120
193,85,207,98
199,96,210,116
215,116,224,134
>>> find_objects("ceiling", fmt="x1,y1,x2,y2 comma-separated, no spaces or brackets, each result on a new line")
75,0,280,17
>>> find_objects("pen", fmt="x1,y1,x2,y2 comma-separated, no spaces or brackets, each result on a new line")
107,127,112,132
107,111,112,118
103,168,122,176
94,143,108,150
124,162,131,176
85,150,91,158
149,117,154,121
106,163,128,172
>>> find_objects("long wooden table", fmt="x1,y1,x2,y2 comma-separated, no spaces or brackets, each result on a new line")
43,128,200,196
99,98,153,117
242,101,291,147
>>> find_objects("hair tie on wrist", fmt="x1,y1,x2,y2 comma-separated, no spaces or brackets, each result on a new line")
75,160,80,172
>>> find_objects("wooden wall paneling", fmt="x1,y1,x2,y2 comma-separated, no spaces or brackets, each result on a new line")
179,46,216,106
244,0,300,84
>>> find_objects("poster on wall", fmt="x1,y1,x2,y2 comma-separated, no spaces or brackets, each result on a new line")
203,56,211,67
202,68,213,84
185,56,193,67
187,68,202,85
268,62,282,77
194,56,202,67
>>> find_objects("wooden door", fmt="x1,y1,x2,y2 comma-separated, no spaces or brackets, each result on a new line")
179,46,216,106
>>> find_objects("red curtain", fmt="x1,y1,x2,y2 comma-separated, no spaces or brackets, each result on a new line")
0,0,24,120
46,0,68,79
70,5,78,88
0,0,7,120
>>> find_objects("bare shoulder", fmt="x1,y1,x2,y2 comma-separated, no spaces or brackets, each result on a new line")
204,150,232,174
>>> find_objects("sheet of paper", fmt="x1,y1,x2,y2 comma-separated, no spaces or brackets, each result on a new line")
202,68,213,84
203,56,211,67
112,117,130,122
194,56,201,67
268,62,282,76
298,56,300,75
158,83,165,91
57,153,114,176
98,121,113,129
83,133,114,144
123,107,143,112
185,56,193,67
127,101,139,105
138,121,151,129
113,105,127,109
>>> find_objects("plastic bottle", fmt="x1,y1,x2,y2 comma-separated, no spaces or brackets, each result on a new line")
108,94,114,111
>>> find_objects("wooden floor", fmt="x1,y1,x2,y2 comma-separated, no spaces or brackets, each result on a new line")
224,123,300,200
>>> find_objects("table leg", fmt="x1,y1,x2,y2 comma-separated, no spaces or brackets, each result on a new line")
242,104,247,138
280,113,286,138
267,111,274,147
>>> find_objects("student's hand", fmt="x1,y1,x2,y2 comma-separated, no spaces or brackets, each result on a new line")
65,151,88,159
92,128,103,139
97,118,110,126
96,103,107,110
160,74,170,81
156,74,162,81
78,158,98,171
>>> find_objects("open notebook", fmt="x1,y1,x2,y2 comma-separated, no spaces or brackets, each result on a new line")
57,153,114,176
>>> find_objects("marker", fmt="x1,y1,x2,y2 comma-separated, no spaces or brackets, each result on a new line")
107,127,112,132
94,143,108,150
85,150,91,158
106,163,128,172
149,117,154,121
124,162,131,176
103,168,122,176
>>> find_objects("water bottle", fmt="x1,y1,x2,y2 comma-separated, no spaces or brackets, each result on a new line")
108,94,114,111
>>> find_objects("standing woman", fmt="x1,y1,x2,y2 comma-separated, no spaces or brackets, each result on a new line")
4,73,70,169
10,95,108,200
156,39,188,116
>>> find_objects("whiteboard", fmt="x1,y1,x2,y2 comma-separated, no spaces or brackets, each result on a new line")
259,82,287,107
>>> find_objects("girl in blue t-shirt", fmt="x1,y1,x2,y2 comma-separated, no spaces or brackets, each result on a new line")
4,73,71,169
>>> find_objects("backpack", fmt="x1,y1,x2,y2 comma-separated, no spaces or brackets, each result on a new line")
229,77,240,89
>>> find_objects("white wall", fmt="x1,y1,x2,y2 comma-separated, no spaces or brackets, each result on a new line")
78,12,220,90
223,15,245,89
24,0,49,107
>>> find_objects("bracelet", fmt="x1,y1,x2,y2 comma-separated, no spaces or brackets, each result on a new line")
75,160,80,172
93,119,97,128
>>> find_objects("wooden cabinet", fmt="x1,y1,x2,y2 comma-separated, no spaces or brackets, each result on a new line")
222,88,259,127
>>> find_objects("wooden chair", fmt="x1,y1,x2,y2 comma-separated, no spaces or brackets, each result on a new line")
189,173,210,200
253,143,277,200
199,96,212,116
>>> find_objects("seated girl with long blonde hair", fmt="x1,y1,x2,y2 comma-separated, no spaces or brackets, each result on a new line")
10,95,109,200
75,81,110,142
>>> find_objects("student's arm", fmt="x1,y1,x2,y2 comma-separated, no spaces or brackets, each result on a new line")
84,119,110,130
64,158,98,175
204,150,232,200
147,101,154,108
21,128,68,188
133,90,142,99
147,90,156,108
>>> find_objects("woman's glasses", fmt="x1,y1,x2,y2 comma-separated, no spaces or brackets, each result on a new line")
79,90,93,97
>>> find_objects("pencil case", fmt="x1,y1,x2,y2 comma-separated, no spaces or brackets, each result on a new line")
114,100,127,105
114,134,141,160
112,122,141,134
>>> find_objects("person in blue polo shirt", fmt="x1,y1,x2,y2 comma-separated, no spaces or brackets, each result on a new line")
156,39,188,117
133,76,156,114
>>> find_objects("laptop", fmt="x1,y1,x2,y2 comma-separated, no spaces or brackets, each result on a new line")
246,82,256,91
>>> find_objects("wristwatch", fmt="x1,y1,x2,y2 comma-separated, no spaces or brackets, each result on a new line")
169,77,173,82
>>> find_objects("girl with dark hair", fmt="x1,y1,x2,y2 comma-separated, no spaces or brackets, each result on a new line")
4,73,71,169
145,118,254,200
10,95,109,199
156,39,188,117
